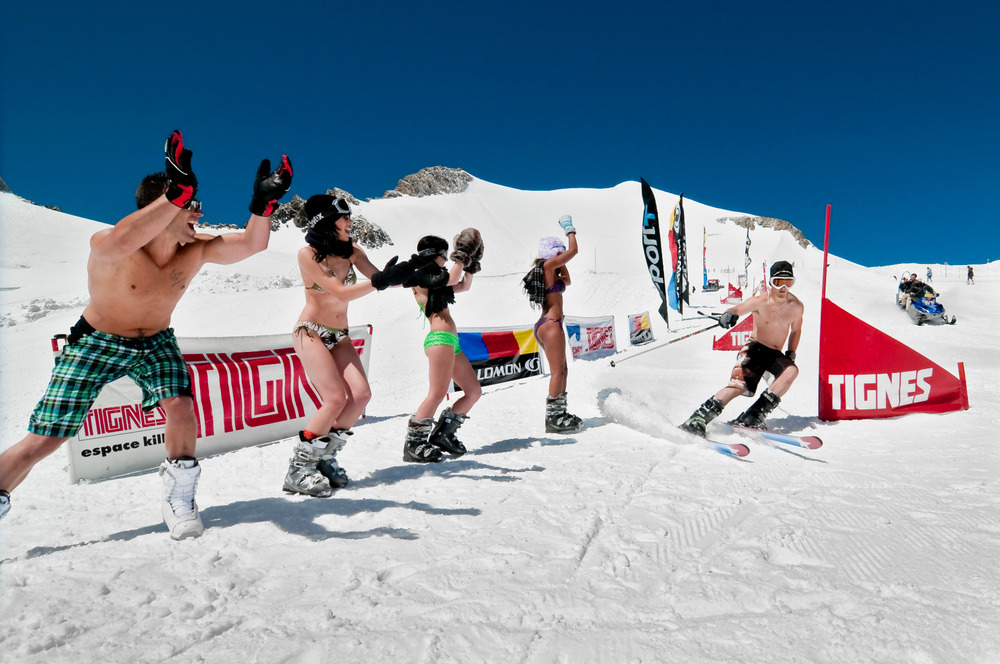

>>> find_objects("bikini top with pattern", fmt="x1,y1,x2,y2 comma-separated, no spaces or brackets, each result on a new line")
308,264,357,293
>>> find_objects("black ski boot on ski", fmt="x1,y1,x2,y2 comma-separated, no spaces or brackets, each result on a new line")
545,392,583,433
680,397,724,437
403,417,444,463
428,408,468,456
732,390,780,430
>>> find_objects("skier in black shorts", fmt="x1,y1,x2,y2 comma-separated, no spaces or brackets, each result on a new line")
680,260,804,436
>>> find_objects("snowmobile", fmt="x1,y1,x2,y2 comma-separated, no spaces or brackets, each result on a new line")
895,273,956,326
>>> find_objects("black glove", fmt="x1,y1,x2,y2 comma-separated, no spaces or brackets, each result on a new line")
370,256,408,291
249,155,293,216
784,349,796,362
450,228,483,266
719,311,738,329
164,130,197,208
405,262,450,289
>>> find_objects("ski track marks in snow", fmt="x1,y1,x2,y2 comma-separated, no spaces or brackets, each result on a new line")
598,386,1000,661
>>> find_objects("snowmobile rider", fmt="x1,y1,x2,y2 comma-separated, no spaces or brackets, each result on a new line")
680,260,804,436
0,131,293,540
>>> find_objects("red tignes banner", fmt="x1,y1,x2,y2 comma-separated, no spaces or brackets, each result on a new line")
818,299,968,421
712,314,754,351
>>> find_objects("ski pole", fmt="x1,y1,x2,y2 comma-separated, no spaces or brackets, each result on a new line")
609,322,720,367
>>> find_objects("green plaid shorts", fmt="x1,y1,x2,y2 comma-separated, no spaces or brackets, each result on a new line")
28,321,192,438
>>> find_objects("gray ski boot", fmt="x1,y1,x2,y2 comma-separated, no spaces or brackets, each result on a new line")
403,416,444,463
732,390,781,430
545,392,583,433
0,491,11,521
316,429,351,489
428,408,468,456
680,397,724,437
283,432,336,497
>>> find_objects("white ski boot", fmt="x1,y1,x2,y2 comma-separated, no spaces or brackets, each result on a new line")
159,458,205,540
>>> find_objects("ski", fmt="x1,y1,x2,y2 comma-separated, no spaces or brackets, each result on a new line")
672,423,750,458
673,424,750,458
725,424,823,450
704,437,751,458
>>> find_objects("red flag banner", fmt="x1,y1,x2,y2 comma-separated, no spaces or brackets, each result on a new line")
712,314,753,351
721,283,743,305
818,299,969,420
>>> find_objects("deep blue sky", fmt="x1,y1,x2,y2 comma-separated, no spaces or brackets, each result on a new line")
2,1,997,267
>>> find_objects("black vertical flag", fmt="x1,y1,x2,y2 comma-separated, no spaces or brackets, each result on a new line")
640,178,670,326
670,194,690,314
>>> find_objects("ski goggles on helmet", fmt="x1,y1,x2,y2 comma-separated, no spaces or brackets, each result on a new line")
769,276,795,288
185,199,202,213
417,247,448,259
308,197,351,227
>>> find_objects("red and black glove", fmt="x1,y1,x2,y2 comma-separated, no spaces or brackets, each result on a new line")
164,130,197,208
249,155,293,216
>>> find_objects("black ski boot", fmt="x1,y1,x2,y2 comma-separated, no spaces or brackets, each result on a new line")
403,417,444,463
316,429,352,489
545,392,583,433
283,432,335,497
680,397,724,437
428,408,468,456
732,390,781,430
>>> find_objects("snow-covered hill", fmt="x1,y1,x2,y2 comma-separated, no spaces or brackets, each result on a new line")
1,187,997,664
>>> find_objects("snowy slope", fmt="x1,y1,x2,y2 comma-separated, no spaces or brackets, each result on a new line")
1,189,997,664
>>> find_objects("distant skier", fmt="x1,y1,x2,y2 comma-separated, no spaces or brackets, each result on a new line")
403,231,484,463
967,265,975,285
522,216,583,433
680,260,803,436
926,266,933,283
0,131,293,539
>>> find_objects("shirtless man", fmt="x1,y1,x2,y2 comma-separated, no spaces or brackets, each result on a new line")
0,131,293,539
680,260,803,436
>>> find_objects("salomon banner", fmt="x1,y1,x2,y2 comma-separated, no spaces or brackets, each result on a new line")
565,315,617,360
63,327,373,483
818,299,968,420
628,312,655,346
640,178,670,326
456,325,543,389
713,314,754,351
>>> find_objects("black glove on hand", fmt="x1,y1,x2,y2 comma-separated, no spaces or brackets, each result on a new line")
406,262,450,289
164,130,197,208
249,155,293,216
719,311,738,329
784,349,796,362
450,228,483,266
370,256,408,291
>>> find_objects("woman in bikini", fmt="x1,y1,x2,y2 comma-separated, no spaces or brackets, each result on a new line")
403,231,484,463
284,194,412,496
523,215,582,433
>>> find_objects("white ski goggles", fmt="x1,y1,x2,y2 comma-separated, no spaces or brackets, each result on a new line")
769,276,795,288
